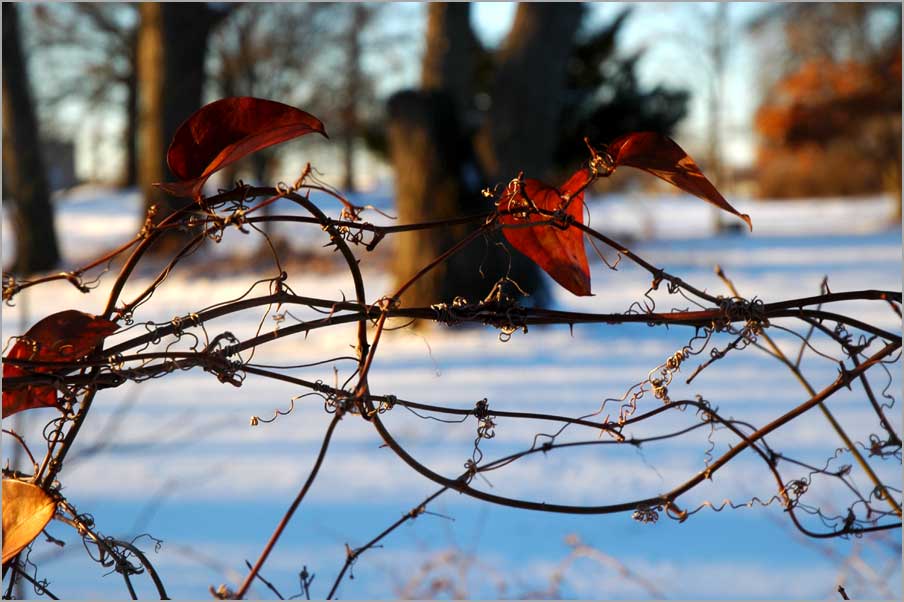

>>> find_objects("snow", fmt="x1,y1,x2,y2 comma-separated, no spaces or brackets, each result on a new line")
1,185,901,599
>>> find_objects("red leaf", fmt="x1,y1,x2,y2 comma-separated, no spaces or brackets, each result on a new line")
156,97,327,199
2,310,118,417
499,169,593,296
608,132,752,230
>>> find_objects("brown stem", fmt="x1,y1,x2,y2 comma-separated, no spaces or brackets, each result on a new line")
716,266,901,517
235,412,342,600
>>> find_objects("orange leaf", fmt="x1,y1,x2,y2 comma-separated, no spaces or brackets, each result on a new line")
156,97,327,199
2,310,118,417
499,169,593,296
608,132,752,230
2,480,56,565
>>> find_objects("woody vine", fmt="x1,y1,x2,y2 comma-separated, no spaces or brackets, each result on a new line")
2,97,901,599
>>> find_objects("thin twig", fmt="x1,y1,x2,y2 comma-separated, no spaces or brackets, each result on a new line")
235,412,343,599
327,488,448,599
243,560,284,599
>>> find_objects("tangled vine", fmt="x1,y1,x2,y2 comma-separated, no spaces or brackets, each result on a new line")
2,105,901,599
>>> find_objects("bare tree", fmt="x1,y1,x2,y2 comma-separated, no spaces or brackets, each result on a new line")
29,3,140,186
421,3,478,119
339,4,367,192
2,2,61,275
207,4,389,195
207,3,342,186
137,2,232,254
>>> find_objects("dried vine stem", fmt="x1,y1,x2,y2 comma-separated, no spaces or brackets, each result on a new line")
2,158,900,600
326,487,449,599
715,265,901,517
234,412,343,600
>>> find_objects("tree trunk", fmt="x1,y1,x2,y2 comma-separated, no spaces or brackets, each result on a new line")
475,3,583,182
391,4,495,310
886,130,902,225
137,2,169,223
707,3,729,233
2,3,61,274
252,151,275,237
421,3,476,119
341,4,367,192
124,28,139,188
388,91,493,310
137,2,220,254
161,4,213,157
389,2,587,308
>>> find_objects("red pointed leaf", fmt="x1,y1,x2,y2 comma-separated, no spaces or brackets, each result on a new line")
158,97,327,199
608,132,752,230
2,310,118,417
499,169,592,296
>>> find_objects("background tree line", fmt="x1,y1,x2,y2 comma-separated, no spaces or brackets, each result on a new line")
751,2,902,212
3,2,901,282
3,2,688,302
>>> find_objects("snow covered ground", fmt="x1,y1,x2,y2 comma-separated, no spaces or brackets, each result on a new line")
2,186,901,599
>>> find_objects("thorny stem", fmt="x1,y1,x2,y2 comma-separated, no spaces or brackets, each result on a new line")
796,314,902,446
1,173,900,600
243,560,284,600
573,220,721,304
352,224,493,413
668,341,900,502
10,568,60,600
715,266,902,517
846,351,901,446
393,224,494,301
2,429,38,470
362,339,900,518
2,235,143,302
245,211,490,237
35,196,221,488
7,289,896,386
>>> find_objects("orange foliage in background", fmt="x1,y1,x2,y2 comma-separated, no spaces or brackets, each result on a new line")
755,39,901,199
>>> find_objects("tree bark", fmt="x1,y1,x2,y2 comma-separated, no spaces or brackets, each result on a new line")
124,28,139,188
388,91,492,310
2,3,61,274
137,3,223,254
389,3,587,308
421,3,476,118
137,2,168,216
475,3,584,183
391,4,495,310
341,4,367,192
